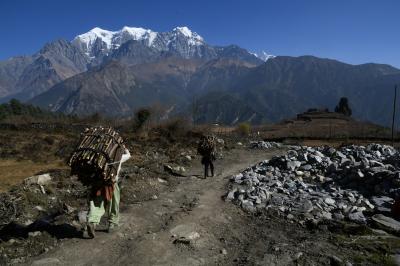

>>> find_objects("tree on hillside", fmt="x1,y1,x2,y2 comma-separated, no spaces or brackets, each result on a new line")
9,99,23,115
335,97,352,116
134,108,152,129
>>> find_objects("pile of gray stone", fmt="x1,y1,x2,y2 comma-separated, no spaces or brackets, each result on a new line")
249,141,282,149
227,144,400,225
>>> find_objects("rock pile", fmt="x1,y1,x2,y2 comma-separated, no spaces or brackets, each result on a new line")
250,141,282,149
227,144,400,224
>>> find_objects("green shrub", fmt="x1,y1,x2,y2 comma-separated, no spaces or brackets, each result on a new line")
237,122,251,136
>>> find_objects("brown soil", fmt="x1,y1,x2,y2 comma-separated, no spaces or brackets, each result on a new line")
1,127,399,266
11,147,399,266
0,160,67,192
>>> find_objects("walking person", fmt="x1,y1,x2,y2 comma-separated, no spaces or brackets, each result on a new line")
198,135,216,178
86,148,131,238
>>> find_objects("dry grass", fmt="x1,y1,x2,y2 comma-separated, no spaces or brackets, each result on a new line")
0,159,68,192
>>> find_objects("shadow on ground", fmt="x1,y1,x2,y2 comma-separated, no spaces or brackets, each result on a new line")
0,213,83,241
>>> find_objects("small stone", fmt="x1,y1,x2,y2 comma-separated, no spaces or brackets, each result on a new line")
28,231,42,237
333,212,344,220
299,200,313,213
317,175,325,182
356,170,364,178
217,138,225,145
35,206,45,212
348,212,366,224
220,248,228,255
321,211,332,220
357,206,366,212
363,199,374,209
226,190,236,201
324,198,335,206
287,214,294,220
244,202,256,212
310,155,322,163
25,173,52,186
294,252,303,260
152,195,158,200
186,232,200,240
295,171,304,176
287,161,301,170
32,258,61,265
301,164,313,171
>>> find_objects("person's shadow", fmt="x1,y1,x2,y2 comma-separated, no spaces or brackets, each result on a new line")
0,212,83,241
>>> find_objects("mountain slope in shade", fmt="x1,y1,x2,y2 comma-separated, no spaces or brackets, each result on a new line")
186,58,254,95
30,61,134,115
30,56,261,124
30,57,204,116
30,55,400,126
191,91,265,125
233,56,400,125
0,56,34,98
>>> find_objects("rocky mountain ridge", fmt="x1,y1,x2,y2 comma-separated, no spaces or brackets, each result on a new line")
0,26,263,104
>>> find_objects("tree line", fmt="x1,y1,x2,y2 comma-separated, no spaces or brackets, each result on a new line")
0,99,74,121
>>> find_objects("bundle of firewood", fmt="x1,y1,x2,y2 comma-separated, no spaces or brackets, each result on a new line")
197,135,216,156
69,126,125,185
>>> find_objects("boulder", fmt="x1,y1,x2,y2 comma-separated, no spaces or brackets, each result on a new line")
287,161,301,171
324,197,336,206
25,174,52,186
371,214,400,234
348,212,367,224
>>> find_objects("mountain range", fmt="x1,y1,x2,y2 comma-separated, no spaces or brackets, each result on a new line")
1,26,400,126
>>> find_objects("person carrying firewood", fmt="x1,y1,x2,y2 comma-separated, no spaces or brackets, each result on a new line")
86,148,130,238
197,134,217,178
69,127,131,239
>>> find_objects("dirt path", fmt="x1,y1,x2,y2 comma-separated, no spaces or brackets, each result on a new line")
25,149,280,266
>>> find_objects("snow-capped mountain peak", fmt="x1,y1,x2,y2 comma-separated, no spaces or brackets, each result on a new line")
252,51,276,61
72,26,205,59
173,26,203,41
74,27,116,51
120,26,156,40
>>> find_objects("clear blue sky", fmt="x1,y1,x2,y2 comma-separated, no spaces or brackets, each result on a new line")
1,0,399,67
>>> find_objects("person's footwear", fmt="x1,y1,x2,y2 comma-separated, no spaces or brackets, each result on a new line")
107,223,119,233
87,223,96,238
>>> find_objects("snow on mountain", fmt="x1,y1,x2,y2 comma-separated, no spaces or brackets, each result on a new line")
72,27,116,56
252,51,276,61
172,26,204,45
72,26,205,59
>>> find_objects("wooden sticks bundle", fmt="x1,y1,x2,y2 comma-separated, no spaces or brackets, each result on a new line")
69,126,125,185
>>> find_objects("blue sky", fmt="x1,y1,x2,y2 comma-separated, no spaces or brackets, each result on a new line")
0,0,399,67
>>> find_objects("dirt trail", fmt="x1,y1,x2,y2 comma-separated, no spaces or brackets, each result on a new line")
25,149,279,266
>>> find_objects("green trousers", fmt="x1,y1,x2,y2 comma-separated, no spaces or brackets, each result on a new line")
87,183,120,225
